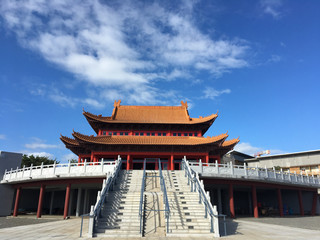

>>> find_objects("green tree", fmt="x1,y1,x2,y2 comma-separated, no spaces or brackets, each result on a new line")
69,158,78,163
21,154,59,167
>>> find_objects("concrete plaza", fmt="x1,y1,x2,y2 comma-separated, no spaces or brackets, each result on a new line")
0,216,320,239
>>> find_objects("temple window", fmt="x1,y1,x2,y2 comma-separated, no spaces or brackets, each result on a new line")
103,131,106,135
189,133,193,136
113,132,118,135
147,133,151,136
184,133,188,136
173,133,177,136
140,132,144,136
125,132,129,136
151,133,155,136
178,133,181,136
108,132,112,136
120,132,124,135
135,132,139,136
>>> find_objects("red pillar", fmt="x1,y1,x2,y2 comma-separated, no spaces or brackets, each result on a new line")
90,152,94,162
277,188,284,217
37,184,46,218
170,155,174,170
13,187,21,217
126,155,131,170
311,192,318,216
252,185,258,218
217,155,221,164
205,154,209,166
63,183,71,219
229,184,235,218
78,155,81,163
298,190,304,216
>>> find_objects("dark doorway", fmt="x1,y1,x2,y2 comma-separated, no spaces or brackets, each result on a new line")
146,162,156,170
174,163,180,170
133,162,143,170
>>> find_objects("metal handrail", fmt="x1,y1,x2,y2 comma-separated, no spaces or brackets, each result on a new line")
182,157,219,235
158,159,170,233
85,156,122,237
139,159,146,234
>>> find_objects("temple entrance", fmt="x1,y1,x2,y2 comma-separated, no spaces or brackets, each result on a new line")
146,162,156,170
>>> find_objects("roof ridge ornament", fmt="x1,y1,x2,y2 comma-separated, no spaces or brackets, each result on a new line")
180,100,188,109
114,100,121,108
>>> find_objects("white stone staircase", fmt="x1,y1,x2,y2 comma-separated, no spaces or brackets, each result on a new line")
93,169,214,238
163,170,213,236
94,170,143,238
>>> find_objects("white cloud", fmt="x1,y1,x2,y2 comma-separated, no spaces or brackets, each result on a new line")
268,54,281,63
260,0,283,19
235,142,285,156
0,134,6,140
235,142,261,156
62,153,77,162
26,152,55,159
203,87,231,100
0,0,250,105
25,137,60,149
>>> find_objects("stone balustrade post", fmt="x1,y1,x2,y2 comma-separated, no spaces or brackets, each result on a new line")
68,160,71,173
213,205,220,237
29,164,33,178
84,160,87,173
101,159,104,172
230,162,234,175
88,205,95,238
53,162,56,175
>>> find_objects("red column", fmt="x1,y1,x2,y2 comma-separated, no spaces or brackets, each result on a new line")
170,155,174,170
13,187,21,217
252,185,258,218
78,155,81,163
63,183,71,219
298,190,304,216
90,152,94,162
311,192,318,216
126,155,131,170
37,184,46,218
229,184,235,218
217,155,221,164
277,188,284,217
205,154,209,166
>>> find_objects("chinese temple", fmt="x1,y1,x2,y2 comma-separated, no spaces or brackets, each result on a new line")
60,100,240,170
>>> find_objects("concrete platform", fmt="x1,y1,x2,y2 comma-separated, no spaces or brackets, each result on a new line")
0,216,320,239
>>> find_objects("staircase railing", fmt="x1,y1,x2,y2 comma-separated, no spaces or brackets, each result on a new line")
139,159,146,234
158,159,170,233
182,156,223,237
84,155,122,238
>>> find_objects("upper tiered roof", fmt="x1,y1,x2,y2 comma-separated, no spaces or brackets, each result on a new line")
83,100,217,134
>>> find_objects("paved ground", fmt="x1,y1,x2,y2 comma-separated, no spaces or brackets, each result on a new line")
0,215,62,229
0,216,320,239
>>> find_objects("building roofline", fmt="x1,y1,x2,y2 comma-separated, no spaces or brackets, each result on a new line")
245,149,320,162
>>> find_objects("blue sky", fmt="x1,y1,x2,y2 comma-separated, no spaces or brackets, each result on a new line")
0,0,319,162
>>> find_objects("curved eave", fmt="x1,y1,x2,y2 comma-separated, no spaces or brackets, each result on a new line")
72,131,228,146
83,109,217,126
221,138,240,149
60,135,80,146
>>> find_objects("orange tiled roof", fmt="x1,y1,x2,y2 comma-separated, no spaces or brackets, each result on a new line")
83,100,218,124
60,135,80,146
70,131,229,146
221,138,240,147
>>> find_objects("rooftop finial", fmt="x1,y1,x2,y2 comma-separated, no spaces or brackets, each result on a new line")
181,100,188,109
114,100,121,108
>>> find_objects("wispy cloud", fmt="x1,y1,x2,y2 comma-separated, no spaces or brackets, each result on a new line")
260,0,283,19
25,137,60,149
0,0,250,105
26,152,55,159
268,54,281,63
203,87,231,100
235,142,285,156
0,134,6,140
62,153,77,162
